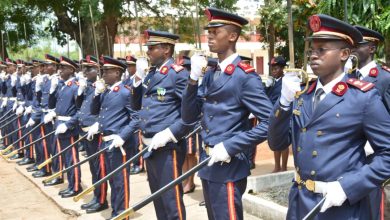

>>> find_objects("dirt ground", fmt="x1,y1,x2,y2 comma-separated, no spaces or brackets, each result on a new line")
0,158,76,220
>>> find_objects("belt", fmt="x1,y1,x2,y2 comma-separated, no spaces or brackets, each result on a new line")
295,172,326,193
102,134,116,142
57,116,71,121
17,101,25,105
141,136,152,146
42,109,50,113
81,126,91,132
8,97,17,101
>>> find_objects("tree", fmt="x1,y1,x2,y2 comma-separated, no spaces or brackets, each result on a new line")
317,0,390,64
0,0,239,60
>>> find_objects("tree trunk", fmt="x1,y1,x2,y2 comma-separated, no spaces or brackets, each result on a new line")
268,23,275,74
385,39,390,66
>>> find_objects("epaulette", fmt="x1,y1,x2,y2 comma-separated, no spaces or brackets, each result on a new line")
346,78,374,92
171,64,184,73
381,65,390,73
237,62,255,74
224,64,235,75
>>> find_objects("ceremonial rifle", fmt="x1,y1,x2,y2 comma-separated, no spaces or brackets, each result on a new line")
37,133,87,169
73,126,202,202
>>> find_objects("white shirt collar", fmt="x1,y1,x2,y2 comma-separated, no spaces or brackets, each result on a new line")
109,81,122,91
315,72,346,96
218,53,239,72
358,60,377,78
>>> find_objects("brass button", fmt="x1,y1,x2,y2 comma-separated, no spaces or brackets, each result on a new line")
144,95,147,98
141,106,144,110
312,150,318,157
298,185,302,190
317,131,323,136
146,107,149,110
301,128,306,132
209,115,213,119
310,170,316,176
206,129,209,133
297,146,301,152
336,113,340,118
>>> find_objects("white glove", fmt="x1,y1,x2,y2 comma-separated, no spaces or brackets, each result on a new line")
25,73,32,84
122,70,130,81
26,118,35,128
190,54,207,81
78,77,87,96
280,74,301,106
11,74,17,87
43,111,56,124
108,134,125,149
12,102,18,111
320,181,347,212
94,80,106,96
148,128,176,152
0,71,5,80
1,99,7,108
265,77,274,87
207,142,231,166
87,122,100,141
16,105,24,116
24,106,32,116
55,123,68,135
49,77,59,94
35,75,44,92
135,57,149,81
20,75,26,86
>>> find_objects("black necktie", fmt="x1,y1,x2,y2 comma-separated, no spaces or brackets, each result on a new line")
213,65,221,81
313,88,324,110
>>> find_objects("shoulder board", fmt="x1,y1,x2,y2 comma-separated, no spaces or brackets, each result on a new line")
124,85,132,91
381,65,390,73
171,64,184,73
346,78,374,92
237,62,255,74
224,64,235,75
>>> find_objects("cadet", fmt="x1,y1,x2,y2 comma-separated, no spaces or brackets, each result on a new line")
131,30,191,220
67,55,108,213
47,56,82,198
19,60,41,166
182,8,273,220
266,56,290,173
268,14,390,219
352,26,390,220
89,56,138,219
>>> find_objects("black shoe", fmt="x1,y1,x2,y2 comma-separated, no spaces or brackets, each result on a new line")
26,165,38,172
32,170,50,178
9,153,23,160
58,188,72,196
17,157,28,165
86,202,108,213
199,201,205,206
81,198,98,210
61,189,82,198
44,178,64,186
250,162,256,170
130,166,144,175
183,185,196,194
18,158,35,166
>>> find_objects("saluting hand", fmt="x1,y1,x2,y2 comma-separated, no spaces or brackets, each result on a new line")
190,54,207,81
280,73,301,107
94,80,106,96
135,57,149,81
